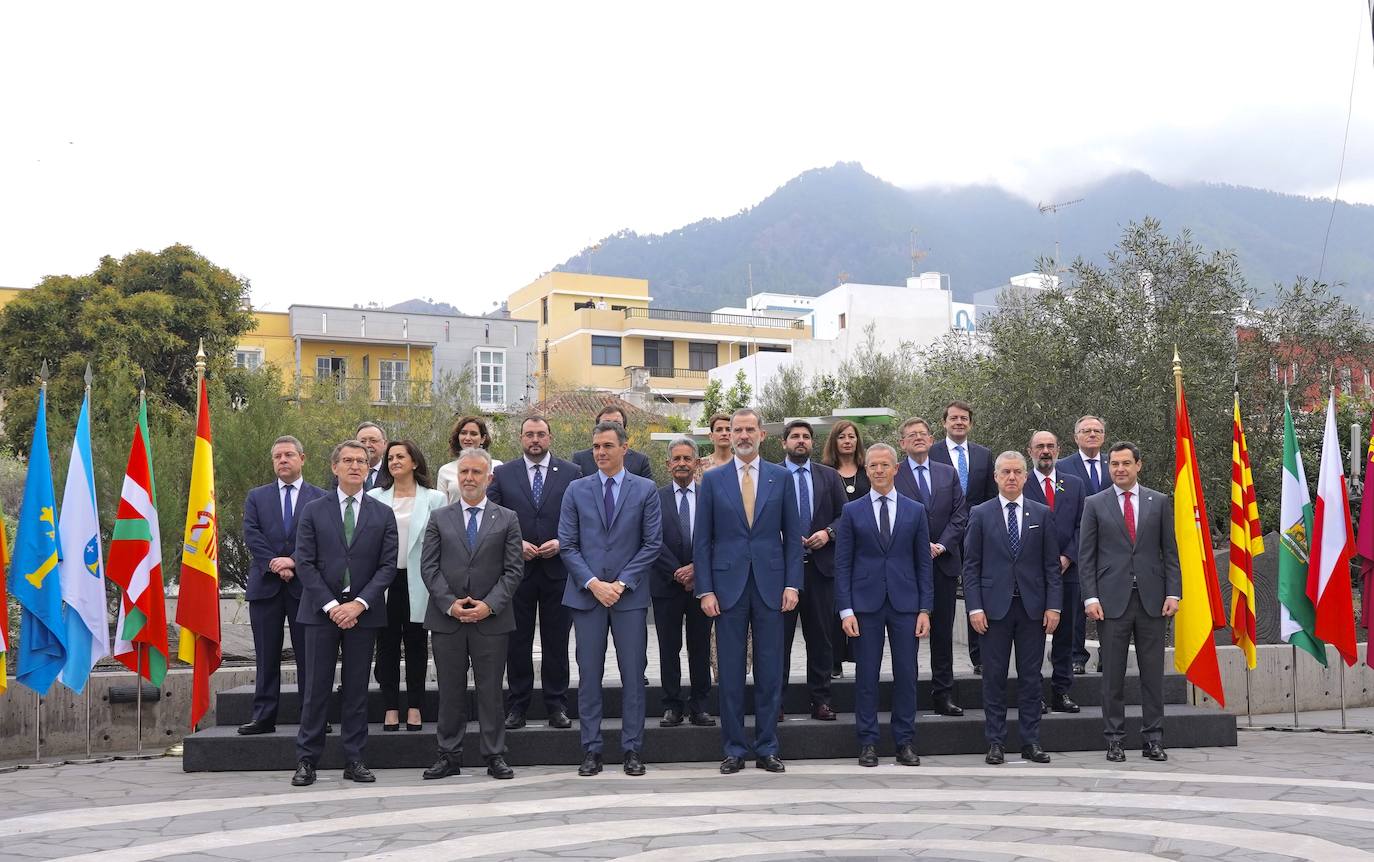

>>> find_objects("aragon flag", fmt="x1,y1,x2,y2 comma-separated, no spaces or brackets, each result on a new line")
176,377,221,727
1228,390,1262,670
108,391,171,685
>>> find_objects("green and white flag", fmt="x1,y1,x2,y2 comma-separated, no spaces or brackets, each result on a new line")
1278,399,1327,664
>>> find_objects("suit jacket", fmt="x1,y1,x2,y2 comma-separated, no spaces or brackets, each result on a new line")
693,460,804,611
654,482,697,598
1023,471,1086,574
488,456,582,582
929,438,998,506
558,471,663,612
962,497,1061,621
1078,484,1182,618
293,491,399,627
367,484,449,623
242,480,328,601
419,500,525,635
833,493,933,615
1058,453,1110,495
894,457,967,580
572,447,653,481
784,460,847,577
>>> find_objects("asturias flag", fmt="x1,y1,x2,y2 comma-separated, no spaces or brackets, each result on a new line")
1308,389,1358,667
57,389,110,693
176,378,222,727
1228,390,1262,670
0,508,10,694
11,386,69,695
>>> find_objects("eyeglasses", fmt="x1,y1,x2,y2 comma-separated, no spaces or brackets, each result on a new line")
338,457,369,467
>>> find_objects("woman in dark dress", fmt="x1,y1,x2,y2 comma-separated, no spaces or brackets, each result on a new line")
820,420,870,675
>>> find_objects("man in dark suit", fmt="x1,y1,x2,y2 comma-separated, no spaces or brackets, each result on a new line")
571,405,653,480
928,400,997,673
894,416,968,717
834,443,932,767
1023,431,1085,714
488,415,581,730
559,421,662,776
419,448,525,781
1057,414,1107,674
963,451,1061,766
290,440,399,787
328,421,389,492
652,437,715,728
239,436,329,736
695,407,803,774
1080,440,1181,763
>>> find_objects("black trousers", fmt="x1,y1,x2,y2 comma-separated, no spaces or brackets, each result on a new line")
433,627,508,759
1099,589,1166,744
652,588,713,714
1048,573,1082,695
506,572,571,714
373,570,429,712
248,587,304,725
929,573,959,698
781,564,834,706
297,624,377,765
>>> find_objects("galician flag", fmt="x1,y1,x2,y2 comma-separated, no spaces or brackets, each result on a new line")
57,387,110,693
108,392,170,685
1307,389,1358,667
1227,390,1262,670
1279,398,1326,664
0,508,11,694
11,385,69,695
176,377,222,727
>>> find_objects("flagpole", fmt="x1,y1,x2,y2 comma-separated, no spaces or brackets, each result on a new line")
19,362,61,770
1291,644,1300,728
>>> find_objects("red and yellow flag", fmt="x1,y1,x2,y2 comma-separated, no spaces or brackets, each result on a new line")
1228,391,1262,669
176,377,221,727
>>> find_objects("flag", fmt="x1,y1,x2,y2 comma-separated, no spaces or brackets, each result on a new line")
1228,391,1262,670
1355,411,1374,666
1172,369,1227,705
57,389,110,693
0,508,10,694
1308,390,1358,666
1279,398,1326,664
176,378,221,727
10,387,69,695
108,392,170,685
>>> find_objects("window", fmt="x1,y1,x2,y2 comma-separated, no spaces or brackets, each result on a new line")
475,349,506,407
643,339,673,376
738,344,750,360
591,336,621,366
688,341,718,372
316,356,345,379
1341,366,1353,395
379,359,408,403
541,297,548,325
757,344,787,353
234,348,264,371
838,313,847,330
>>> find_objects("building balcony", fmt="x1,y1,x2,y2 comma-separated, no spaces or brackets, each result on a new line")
624,306,807,331
296,376,434,406
626,366,710,381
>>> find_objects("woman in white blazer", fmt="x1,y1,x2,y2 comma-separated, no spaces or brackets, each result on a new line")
369,439,449,731
436,415,502,503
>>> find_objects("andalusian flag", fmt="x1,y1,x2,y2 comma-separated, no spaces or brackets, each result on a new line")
1308,390,1358,666
108,392,170,685
1279,398,1326,664
1228,391,1262,670
0,508,10,694
176,377,221,727
57,388,110,693
1172,363,1227,705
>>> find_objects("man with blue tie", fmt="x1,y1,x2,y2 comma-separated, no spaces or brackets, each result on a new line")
1057,415,1107,674
963,451,1061,766
559,420,662,776
1024,431,1085,714
894,417,968,717
695,407,803,774
834,443,932,767
240,436,328,735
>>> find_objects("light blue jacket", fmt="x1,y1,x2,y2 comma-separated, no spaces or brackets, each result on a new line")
369,484,450,623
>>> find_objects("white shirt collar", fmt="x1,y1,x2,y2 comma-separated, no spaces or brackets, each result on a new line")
1114,483,1139,498
998,494,1025,509
459,496,488,511
869,488,897,503
734,455,759,473
1081,452,1101,464
525,453,551,470
1034,468,1056,484
674,482,695,495
907,455,929,470
278,477,303,492
945,438,967,454
336,486,364,503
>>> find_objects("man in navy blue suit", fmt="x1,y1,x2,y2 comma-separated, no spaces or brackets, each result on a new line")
894,416,968,717
1056,415,1107,673
963,451,1061,766
834,443,932,767
559,421,662,776
1024,431,1084,713
571,405,654,480
695,407,803,774
488,415,581,730
240,436,328,735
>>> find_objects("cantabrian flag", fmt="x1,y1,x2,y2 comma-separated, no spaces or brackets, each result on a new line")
1172,368,1227,705
1228,391,1262,670
1308,390,1358,666
176,378,221,727
0,508,10,694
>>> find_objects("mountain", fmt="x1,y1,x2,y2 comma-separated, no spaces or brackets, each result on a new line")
554,162,1374,311
388,298,464,315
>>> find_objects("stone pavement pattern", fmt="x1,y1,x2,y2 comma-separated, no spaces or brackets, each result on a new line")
3,711,1374,862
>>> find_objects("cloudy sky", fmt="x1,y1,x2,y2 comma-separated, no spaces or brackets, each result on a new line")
2,2,1371,315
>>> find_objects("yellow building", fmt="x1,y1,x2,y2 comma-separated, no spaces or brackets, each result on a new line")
509,272,810,404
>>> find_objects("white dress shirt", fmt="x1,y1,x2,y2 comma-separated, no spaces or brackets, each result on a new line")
945,438,968,460
278,477,303,522
525,453,551,488
1034,468,1057,495
461,496,488,533
323,487,370,613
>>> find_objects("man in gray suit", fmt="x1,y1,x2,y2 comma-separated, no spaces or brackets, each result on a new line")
1078,440,1181,764
418,448,525,780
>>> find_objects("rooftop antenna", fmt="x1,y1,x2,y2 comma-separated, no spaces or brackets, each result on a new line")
909,227,928,277
1037,198,1084,274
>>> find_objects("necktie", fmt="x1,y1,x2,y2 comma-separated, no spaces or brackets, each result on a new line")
879,495,891,546
1123,490,1136,544
955,445,969,494
364,469,375,491
916,465,931,502
1087,458,1101,492
466,506,480,548
679,487,692,544
1044,476,1055,510
282,484,294,537
741,464,755,528
797,466,811,524
604,476,617,525
342,496,355,590
1006,501,1020,557
532,464,544,507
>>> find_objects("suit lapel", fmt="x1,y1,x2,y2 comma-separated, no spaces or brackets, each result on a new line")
1107,489,1133,546
470,504,498,555
751,463,774,527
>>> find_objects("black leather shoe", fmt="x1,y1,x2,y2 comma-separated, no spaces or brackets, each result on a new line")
382,721,400,732
238,720,275,736
504,711,526,730
406,722,423,732
325,722,333,734
486,755,514,779
660,708,684,727
985,744,1005,765
858,745,879,767
577,751,603,776
720,755,745,774
1051,693,1080,713
1142,741,1168,762
423,756,460,780
688,711,717,727
623,750,646,776
895,743,920,766
973,664,982,675
811,703,837,721
932,694,964,717
1021,743,1051,764
755,754,786,773
1106,741,1126,762
1072,662,1087,675
343,761,376,783
547,709,572,729
1041,700,1050,715
290,760,315,786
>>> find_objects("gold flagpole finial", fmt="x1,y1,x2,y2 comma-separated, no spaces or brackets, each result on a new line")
195,338,206,383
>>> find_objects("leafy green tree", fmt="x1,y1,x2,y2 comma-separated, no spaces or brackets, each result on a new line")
700,377,725,419
724,369,753,412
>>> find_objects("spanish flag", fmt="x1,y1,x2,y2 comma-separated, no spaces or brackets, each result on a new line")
176,377,221,728
1228,390,1262,670
1172,357,1227,705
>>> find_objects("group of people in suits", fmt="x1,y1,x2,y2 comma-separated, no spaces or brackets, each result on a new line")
238,402,1182,783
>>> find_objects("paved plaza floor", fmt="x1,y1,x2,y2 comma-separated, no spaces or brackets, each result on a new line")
3,709,1372,861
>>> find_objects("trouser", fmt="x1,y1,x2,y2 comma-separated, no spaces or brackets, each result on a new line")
1099,589,1166,744
432,626,508,759
781,564,834,706
296,624,377,765
717,574,784,759
652,589,713,715
980,596,1045,747
1048,571,1082,695
853,599,918,747
373,570,429,712
506,572,571,714
248,588,304,724
929,573,958,698
573,604,649,754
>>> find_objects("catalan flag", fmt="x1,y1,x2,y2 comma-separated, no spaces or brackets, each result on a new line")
1228,391,1262,670
176,377,221,727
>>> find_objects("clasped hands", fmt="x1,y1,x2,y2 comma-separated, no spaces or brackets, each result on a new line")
448,596,493,622
522,540,560,561
588,579,626,608
327,600,364,629
269,556,295,581
673,563,694,593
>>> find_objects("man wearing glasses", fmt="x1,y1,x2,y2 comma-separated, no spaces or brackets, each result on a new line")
1057,415,1107,673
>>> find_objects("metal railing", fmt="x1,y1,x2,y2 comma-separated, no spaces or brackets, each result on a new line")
301,376,434,405
627,366,710,380
623,306,807,330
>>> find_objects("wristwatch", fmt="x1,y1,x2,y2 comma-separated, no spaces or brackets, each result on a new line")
825,526,836,540
918,608,931,615
615,580,628,590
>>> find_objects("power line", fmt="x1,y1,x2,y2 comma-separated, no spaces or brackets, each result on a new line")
1317,2,1373,282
